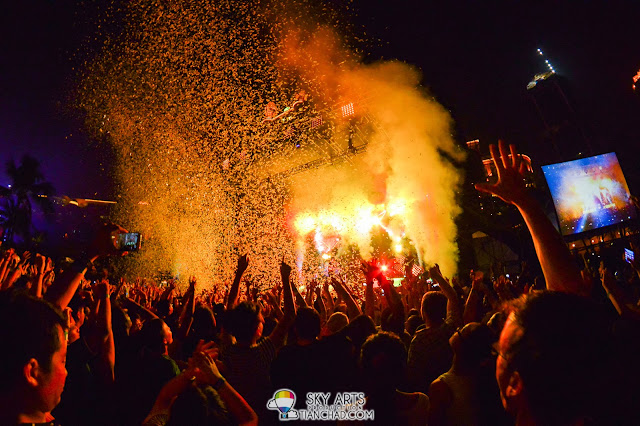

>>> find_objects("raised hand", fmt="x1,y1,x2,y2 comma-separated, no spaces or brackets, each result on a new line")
475,140,529,205
94,280,111,300
88,223,129,259
18,251,32,272
237,254,249,273
471,270,484,288
360,259,381,281
35,254,46,275
190,350,223,385
428,264,443,281
45,257,54,273
280,259,292,280
194,339,219,360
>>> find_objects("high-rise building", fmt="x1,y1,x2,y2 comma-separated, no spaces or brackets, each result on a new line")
526,57,593,164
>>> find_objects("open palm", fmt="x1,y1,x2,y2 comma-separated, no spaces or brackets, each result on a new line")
474,140,528,205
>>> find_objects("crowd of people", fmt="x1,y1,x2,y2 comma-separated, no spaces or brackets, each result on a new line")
1,142,639,425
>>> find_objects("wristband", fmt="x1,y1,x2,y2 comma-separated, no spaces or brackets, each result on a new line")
212,376,226,390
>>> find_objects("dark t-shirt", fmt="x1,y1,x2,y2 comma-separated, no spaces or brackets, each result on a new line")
407,322,456,394
121,350,180,425
271,343,319,399
52,338,101,425
313,333,360,394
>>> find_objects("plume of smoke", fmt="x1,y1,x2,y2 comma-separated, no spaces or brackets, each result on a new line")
280,29,465,276
77,0,464,285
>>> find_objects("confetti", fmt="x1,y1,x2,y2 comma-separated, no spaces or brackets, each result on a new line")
76,0,464,289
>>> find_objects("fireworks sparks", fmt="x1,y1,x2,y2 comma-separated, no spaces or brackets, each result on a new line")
77,0,463,288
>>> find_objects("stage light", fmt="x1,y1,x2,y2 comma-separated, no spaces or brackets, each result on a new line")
341,103,355,118
381,265,388,272
394,244,403,253
310,116,323,129
322,253,331,260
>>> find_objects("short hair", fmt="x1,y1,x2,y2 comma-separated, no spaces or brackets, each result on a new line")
506,292,611,425
456,323,495,368
155,299,171,318
405,314,424,336
0,290,66,392
227,302,261,343
344,315,377,350
380,307,405,336
360,331,407,390
141,318,169,354
333,303,348,315
326,312,349,335
192,306,217,336
295,307,321,341
421,291,447,324
407,308,420,318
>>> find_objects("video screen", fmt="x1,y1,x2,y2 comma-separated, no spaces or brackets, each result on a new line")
542,153,636,236
118,232,141,251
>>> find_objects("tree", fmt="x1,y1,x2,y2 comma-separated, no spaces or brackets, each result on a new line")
0,155,54,244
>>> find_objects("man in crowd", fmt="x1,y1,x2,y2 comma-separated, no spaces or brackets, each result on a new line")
0,291,68,424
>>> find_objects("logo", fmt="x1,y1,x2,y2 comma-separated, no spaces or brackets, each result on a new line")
267,389,299,420
268,389,375,422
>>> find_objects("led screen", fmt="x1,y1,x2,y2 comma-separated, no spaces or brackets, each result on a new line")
542,153,636,236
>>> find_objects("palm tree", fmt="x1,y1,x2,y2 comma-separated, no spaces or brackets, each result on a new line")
0,155,54,244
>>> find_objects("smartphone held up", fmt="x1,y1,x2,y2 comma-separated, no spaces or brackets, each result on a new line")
115,232,142,252
624,248,634,264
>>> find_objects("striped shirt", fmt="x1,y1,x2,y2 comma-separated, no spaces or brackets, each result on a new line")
220,337,277,421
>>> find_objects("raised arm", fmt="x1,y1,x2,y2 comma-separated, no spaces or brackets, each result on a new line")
377,271,406,326
463,270,485,324
110,277,126,303
191,351,258,426
322,281,335,313
314,285,326,323
122,296,160,321
176,277,197,341
268,261,296,349
92,280,115,384
475,141,585,295
331,276,361,320
429,264,462,326
46,223,127,310
2,251,30,290
601,268,640,321
291,279,309,308
32,254,46,298
361,261,378,320
305,280,316,306
0,250,12,285
226,254,249,310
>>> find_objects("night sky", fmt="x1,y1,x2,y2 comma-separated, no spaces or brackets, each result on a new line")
2,0,639,200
